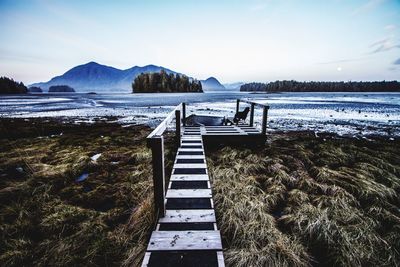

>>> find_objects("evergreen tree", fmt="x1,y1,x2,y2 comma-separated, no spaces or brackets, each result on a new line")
0,77,28,94
132,71,203,93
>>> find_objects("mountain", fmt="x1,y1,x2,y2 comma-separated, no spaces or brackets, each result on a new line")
30,62,177,93
223,82,244,90
200,77,225,91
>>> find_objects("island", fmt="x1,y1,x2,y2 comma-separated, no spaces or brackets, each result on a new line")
48,85,75,93
240,80,400,92
132,70,202,93
0,76,27,94
28,86,43,93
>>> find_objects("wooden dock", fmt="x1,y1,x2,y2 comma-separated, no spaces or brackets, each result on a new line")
141,100,269,267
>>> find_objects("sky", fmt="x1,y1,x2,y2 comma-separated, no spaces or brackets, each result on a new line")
0,0,399,84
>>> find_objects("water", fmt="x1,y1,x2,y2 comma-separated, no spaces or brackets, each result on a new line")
76,172,89,182
0,91,399,136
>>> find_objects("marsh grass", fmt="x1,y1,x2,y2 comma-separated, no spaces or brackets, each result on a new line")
0,118,177,267
207,132,400,267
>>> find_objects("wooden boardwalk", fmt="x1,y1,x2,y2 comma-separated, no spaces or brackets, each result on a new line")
142,126,224,267
142,100,268,266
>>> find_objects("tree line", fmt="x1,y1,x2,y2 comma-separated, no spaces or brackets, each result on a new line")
240,80,400,92
0,76,27,94
132,70,202,93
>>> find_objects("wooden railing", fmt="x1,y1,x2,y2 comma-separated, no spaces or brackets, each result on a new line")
147,99,269,218
236,99,270,134
147,103,185,218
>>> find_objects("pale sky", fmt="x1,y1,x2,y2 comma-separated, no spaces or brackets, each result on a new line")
0,0,399,84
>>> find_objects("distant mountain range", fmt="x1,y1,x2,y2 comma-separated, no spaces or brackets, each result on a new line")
200,77,225,91
223,82,244,90
30,62,228,93
30,62,177,92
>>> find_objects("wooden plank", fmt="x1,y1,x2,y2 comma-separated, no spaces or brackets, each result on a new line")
147,104,182,139
178,148,204,152
147,231,222,251
173,163,207,169
158,209,216,223
170,174,209,181
176,158,205,164
203,133,248,136
239,99,269,108
149,136,166,217
181,136,203,140
217,251,225,267
140,252,151,267
181,145,203,149
166,189,212,198
175,154,205,159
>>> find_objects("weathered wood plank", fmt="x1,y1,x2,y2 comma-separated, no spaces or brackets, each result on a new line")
176,158,205,164
175,154,205,159
147,231,222,251
217,251,226,267
140,252,151,267
158,209,216,223
178,148,204,151
203,133,248,136
181,137,203,140
173,163,207,169
170,174,209,181
166,189,212,198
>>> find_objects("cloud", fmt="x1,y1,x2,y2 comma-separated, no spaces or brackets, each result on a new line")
385,24,396,30
318,57,367,65
352,0,386,15
368,37,400,54
394,58,400,65
249,3,267,11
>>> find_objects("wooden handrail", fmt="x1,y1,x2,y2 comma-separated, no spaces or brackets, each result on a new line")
236,99,269,135
147,103,185,218
238,99,269,108
147,103,183,141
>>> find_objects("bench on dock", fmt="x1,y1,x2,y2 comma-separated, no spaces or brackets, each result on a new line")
142,99,270,267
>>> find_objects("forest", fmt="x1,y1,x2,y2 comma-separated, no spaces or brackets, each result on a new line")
48,85,75,93
240,80,400,92
132,70,203,93
0,77,27,94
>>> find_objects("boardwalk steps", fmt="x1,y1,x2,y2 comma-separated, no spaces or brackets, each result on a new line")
142,100,270,266
141,127,225,267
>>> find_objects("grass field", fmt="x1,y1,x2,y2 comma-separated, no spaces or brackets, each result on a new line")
0,119,177,267
207,132,400,267
1,119,399,267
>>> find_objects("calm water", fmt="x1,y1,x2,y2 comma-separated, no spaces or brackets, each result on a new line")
0,91,399,136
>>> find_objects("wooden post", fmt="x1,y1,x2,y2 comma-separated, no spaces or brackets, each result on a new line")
262,106,269,135
175,109,181,146
249,103,255,127
236,99,240,114
150,136,166,218
182,103,186,126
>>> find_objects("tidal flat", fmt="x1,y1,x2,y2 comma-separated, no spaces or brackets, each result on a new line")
0,118,399,267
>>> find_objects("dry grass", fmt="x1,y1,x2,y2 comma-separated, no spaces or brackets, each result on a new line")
207,132,400,267
0,118,176,267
